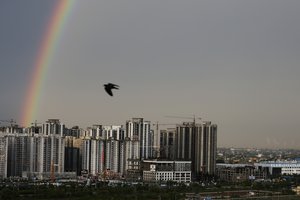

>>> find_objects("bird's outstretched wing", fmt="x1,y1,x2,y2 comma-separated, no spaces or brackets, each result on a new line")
109,83,119,89
105,87,113,96
104,83,119,96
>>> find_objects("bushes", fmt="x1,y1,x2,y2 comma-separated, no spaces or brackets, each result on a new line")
0,188,18,200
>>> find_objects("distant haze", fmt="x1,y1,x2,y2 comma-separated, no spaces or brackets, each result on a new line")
1,0,300,149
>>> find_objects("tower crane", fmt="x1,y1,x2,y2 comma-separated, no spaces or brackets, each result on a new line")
165,115,202,125
152,122,177,140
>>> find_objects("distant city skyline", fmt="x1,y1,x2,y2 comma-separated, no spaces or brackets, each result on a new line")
1,0,300,149
0,118,217,180
1,116,299,151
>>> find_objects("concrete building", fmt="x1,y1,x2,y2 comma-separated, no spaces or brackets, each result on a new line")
216,164,267,182
216,161,300,182
126,118,152,159
37,134,65,173
102,125,125,140
37,119,65,174
0,125,31,178
64,126,82,138
0,134,8,179
175,121,217,179
29,135,39,173
254,161,300,176
80,125,126,176
105,139,119,173
0,120,69,180
84,125,102,139
160,128,176,160
42,119,65,137
121,139,140,178
65,136,81,175
20,119,66,179
142,160,192,183
7,134,31,177
81,138,105,176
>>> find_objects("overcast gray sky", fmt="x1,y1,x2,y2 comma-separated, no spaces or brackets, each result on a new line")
1,0,300,149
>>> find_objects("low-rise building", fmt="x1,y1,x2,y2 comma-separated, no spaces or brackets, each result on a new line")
254,161,300,176
142,160,191,183
216,163,267,182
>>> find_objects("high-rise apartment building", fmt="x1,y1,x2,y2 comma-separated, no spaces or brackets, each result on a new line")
160,128,176,160
65,136,81,175
64,126,82,137
42,119,65,136
175,121,217,179
29,135,39,173
0,117,218,181
0,134,8,178
0,126,31,178
81,125,126,176
39,119,65,173
126,118,152,159
102,125,125,140
7,134,31,177
0,120,67,179
105,139,119,173
81,138,106,175
120,138,140,176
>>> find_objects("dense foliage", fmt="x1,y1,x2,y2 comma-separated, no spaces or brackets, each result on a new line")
0,176,300,200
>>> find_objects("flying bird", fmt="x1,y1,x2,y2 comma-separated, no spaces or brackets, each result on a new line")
104,83,119,96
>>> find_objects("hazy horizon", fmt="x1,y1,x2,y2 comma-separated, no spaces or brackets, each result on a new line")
1,0,300,149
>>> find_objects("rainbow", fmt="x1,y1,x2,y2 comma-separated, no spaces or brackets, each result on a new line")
21,0,75,127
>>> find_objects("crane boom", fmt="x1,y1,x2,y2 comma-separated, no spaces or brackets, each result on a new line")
165,115,202,125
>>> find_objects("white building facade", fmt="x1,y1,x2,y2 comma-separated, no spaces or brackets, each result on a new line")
142,160,192,183
255,161,300,176
126,118,152,159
